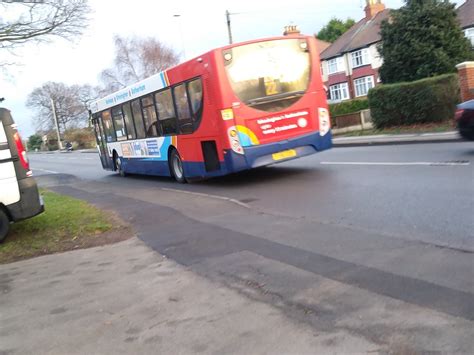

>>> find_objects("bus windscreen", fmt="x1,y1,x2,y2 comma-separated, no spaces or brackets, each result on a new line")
223,39,310,112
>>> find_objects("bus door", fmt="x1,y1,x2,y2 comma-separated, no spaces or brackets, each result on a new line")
93,117,113,170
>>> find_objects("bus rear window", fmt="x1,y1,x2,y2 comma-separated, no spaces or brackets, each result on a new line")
223,39,310,112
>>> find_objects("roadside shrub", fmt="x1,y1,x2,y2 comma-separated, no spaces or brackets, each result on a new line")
329,98,369,118
64,128,95,149
368,74,460,128
27,134,42,151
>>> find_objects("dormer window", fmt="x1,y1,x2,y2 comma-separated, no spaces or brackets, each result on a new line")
351,48,370,68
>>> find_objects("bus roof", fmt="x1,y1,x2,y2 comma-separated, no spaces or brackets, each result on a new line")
89,34,311,114
89,71,171,114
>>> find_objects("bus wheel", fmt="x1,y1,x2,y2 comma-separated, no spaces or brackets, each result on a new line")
114,153,126,177
0,209,10,243
169,149,186,183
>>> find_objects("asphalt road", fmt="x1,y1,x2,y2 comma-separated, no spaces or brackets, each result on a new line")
30,142,474,251
26,141,474,352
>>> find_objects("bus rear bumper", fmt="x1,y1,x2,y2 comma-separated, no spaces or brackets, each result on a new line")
183,130,332,179
225,130,332,171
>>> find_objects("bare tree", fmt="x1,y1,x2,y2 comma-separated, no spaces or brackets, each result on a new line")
0,0,90,51
26,82,98,133
100,35,180,93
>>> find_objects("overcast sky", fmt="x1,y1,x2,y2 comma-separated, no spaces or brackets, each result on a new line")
0,0,465,137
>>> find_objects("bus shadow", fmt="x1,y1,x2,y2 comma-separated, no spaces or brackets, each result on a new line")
106,165,327,188
195,165,327,187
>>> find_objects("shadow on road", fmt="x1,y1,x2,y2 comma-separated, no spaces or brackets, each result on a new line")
102,165,329,189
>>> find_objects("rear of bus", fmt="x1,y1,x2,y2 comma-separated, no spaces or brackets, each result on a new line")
214,35,331,173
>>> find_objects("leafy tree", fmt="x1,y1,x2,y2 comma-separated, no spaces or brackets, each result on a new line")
0,0,90,67
316,18,356,43
378,0,472,83
26,82,98,133
27,134,42,151
100,35,180,93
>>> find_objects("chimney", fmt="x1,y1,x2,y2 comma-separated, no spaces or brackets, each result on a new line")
283,25,300,36
365,0,385,19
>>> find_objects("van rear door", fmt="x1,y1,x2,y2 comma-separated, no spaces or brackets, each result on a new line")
0,119,20,206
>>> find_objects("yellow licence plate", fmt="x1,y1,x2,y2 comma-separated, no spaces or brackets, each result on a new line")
272,149,297,161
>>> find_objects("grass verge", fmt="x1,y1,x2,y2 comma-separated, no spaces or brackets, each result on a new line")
0,189,132,264
334,120,455,137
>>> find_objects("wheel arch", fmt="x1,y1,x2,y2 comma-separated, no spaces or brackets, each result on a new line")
167,145,178,175
0,203,12,222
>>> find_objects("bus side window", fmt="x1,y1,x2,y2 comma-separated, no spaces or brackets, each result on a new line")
155,89,177,136
141,95,159,137
112,106,127,141
187,78,203,124
101,110,116,143
122,103,136,140
131,99,146,139
173,84,193,134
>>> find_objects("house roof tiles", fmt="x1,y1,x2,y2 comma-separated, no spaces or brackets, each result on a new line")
457,0,474,29
320,9,390,60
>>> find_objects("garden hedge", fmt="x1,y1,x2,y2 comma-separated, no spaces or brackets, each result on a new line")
367,74,460,128
329,98,369,118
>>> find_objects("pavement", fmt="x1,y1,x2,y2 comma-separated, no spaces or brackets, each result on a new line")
3,238,371,354
332,130,462,147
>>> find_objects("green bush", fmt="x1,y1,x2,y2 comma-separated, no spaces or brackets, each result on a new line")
368,74,460,128
64,128,95,149
27,134,42,151
329,98,369,117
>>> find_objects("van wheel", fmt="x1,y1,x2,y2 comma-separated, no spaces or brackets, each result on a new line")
169,149,186,183
114,153,126,177
0,209,10,243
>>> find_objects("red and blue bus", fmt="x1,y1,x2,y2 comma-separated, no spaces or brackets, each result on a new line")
90,35,331,182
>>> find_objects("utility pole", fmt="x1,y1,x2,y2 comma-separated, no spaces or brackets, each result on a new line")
173,14,186,60
226,10,233,44
50,98,63,150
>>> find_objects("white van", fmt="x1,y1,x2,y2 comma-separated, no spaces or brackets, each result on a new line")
0,108,44,242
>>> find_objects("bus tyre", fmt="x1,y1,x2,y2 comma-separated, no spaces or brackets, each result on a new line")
169,149,186,183
114,153,126,177
0,209,10,243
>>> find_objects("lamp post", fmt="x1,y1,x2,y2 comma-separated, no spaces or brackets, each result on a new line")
50,98,63,150
173,14,186,60
226,10,233,45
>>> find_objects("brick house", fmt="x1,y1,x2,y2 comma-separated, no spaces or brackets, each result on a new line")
320,0,389,103
320,0,473,103
457,0,474,46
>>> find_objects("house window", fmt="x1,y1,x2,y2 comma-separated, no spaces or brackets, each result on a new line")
327,57,344,74
329,82,349,101
351,49,370,68
354,76,375,97
465,28,474,47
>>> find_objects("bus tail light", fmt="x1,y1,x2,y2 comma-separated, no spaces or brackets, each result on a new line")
13,131,31,173
227,127,244,155
318,108,330,136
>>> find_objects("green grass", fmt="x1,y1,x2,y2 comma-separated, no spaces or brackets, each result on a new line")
334,120,455,137
0,190,113,264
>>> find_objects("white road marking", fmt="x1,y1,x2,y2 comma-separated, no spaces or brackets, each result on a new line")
161,187,251,209
320,161,470,166
32,168,59,174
